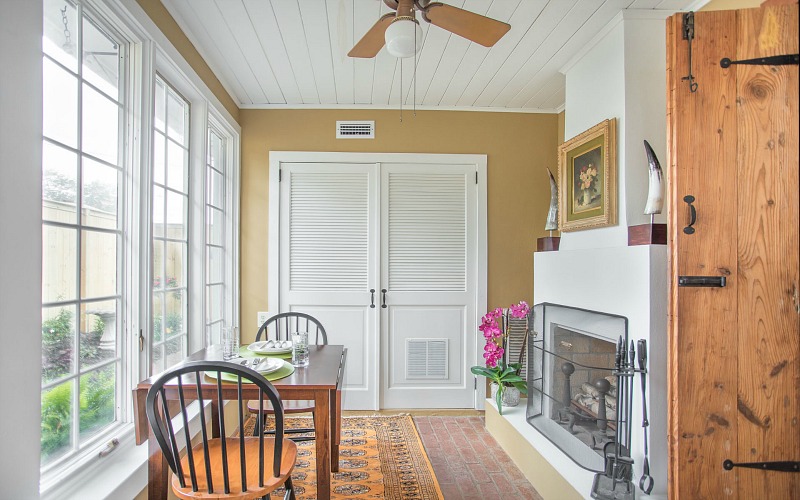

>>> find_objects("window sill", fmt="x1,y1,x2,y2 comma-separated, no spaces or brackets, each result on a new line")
39,424,147,500
40,400,211,500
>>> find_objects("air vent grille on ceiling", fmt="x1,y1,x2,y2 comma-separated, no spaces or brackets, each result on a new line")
336,120,375,139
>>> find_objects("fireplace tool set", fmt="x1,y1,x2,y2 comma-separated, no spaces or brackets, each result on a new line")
591,338,652,500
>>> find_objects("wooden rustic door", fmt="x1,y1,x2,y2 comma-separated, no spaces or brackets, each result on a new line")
667,4,799,499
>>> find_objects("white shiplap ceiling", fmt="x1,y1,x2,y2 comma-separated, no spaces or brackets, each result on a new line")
161,0,697,112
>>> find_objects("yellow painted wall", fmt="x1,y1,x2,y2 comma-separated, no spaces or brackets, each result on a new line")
136,0,240,123
557,111,565,145
239,109,558,340
701,0,761,10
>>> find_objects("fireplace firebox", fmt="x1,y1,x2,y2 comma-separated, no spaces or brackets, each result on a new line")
526,303,631,473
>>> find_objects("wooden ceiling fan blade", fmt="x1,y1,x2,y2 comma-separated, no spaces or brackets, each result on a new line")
348,13,395,58
423,3,510,47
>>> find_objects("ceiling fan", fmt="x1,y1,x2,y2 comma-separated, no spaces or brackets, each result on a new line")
348,0,511,59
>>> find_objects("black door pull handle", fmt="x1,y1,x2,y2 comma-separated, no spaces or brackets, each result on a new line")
684,195,697,234
381,289,387,309
369,289,375,308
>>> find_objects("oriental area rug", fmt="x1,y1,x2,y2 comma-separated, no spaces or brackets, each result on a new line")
241,415,444,499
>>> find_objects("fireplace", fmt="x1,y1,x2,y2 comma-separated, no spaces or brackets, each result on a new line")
526,303,630,472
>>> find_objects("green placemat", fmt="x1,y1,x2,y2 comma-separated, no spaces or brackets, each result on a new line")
239,345,292,359
203,360,295,382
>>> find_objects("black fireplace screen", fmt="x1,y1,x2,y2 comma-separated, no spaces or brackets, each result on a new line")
526,303,630,472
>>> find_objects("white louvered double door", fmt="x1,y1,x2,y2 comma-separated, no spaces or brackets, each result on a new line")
279,160,478,409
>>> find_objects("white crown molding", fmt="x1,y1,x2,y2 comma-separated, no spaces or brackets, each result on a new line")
685,0,711,11
237,103,562,114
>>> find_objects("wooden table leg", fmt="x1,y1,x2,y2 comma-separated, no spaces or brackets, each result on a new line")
148,427,169,500
314,389,332,500
330,388,341,472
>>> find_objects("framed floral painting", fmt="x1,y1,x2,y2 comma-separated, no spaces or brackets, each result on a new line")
557,118,617,231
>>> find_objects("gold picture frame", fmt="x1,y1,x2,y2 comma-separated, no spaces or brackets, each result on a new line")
558,118,617,232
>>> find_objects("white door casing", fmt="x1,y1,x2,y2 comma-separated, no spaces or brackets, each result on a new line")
268,152,487,410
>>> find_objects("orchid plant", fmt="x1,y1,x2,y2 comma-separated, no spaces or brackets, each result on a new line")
471,301,530,414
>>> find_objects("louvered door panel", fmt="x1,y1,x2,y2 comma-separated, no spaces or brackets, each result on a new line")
387,173,467,292
289,172,369,290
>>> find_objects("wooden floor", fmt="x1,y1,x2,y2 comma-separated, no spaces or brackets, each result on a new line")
344,411,543,499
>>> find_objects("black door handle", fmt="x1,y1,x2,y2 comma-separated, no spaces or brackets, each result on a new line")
381,289,387,309
683,195,697,234
369,289,375,308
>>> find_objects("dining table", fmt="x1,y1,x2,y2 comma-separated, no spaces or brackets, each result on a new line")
132,344,347,500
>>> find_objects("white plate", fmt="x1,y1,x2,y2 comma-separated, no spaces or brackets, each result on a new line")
248,340,293,354
252,357,284,374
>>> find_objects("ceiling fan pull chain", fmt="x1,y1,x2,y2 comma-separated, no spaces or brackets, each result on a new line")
400,58,403,122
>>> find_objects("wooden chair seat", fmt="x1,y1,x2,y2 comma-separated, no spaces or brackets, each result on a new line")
172,437,297,500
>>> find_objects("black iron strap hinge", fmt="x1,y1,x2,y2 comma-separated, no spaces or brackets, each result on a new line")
723,459,800,473
721,54,799,68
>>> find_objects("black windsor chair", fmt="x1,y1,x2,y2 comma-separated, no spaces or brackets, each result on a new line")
247,312,328,441
145,360,297,500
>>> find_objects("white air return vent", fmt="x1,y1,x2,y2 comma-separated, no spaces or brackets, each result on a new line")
406,338,448,379
336,120,375,139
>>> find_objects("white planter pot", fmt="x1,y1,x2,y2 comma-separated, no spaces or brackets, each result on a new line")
490,383,521,407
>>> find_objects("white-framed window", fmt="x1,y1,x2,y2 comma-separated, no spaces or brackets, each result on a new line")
40,0,127,470
149,75,190,374
205,124,228,342
38,0,241,492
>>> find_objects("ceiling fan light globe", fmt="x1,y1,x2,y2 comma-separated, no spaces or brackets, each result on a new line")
384,18,422,58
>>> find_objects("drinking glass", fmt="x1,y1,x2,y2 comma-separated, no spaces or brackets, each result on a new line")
291,331,309,367
221,326,239,361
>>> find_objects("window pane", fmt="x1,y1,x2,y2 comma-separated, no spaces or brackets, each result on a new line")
43,142,78,223
82,157,118,229
166,241,185,288
207,284,223,323
165,336,185,370
151,343,164,375
206,321,221,346
43,226,77,303
43,58,78,148
209,131,222,171
153,240,164,291
43,0,78,71
42,306,76,383
207,247,224,284
165,290,185,340
166,90,186,145
154,79,165,133
82,84,119,165
166,191,187,240
206,207,224,246
82,16,119,100
152,293,163,343
207,168,223,209
153,133,165,186
81,230,117,299
152,185,165,238
167,140,187,192
80,300,117,368
41,379,74,466
79,365,116,441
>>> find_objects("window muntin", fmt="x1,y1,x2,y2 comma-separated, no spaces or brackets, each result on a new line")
151,76,190,375
41,0,123,469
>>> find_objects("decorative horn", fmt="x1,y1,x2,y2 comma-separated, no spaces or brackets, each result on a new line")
643,140,664,215
545,168,559,231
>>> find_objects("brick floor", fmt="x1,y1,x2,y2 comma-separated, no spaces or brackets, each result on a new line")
414,416,544,500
